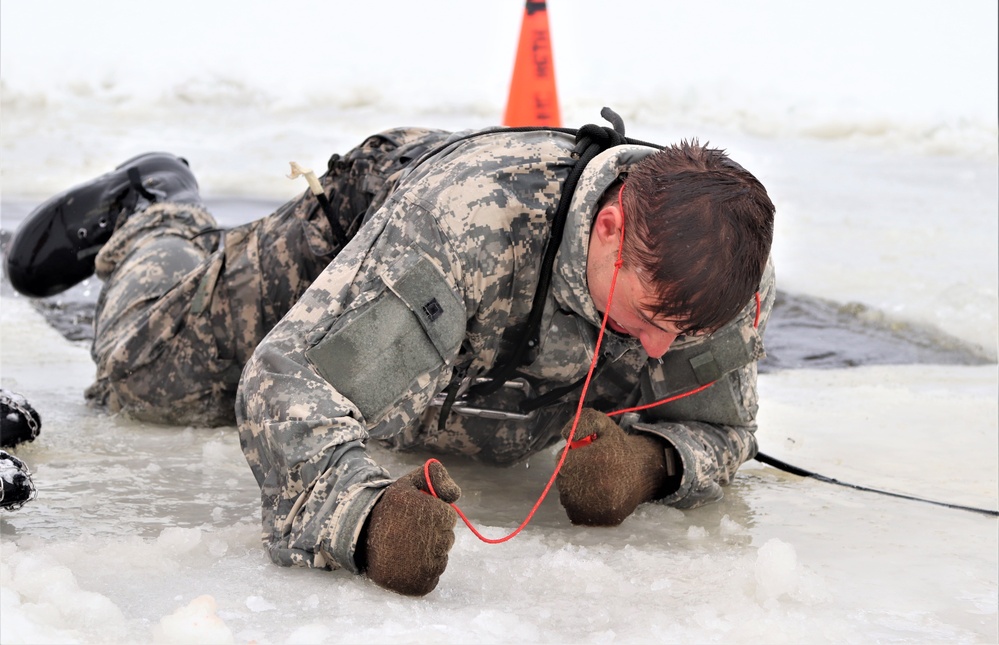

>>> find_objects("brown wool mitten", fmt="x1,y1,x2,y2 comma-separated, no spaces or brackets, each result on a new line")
362,461,461,596
556,408,669,526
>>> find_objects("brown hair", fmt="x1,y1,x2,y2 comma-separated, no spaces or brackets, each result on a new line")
618,140,774,334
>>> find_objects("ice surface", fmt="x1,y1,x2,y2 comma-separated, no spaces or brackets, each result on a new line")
1,259,996,643
1,1,997,643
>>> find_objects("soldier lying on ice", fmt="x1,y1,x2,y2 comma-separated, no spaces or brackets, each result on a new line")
6,112,775,596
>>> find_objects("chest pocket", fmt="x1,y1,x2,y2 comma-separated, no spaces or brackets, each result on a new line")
305,253,466,423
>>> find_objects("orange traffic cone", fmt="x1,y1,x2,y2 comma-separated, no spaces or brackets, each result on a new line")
503,1,561,127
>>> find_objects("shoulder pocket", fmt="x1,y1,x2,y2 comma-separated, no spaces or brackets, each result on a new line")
641,312,765,426
304,254,465,422
648,320,764,400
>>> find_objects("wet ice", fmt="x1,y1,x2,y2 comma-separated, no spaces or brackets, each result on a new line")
1,1,996,643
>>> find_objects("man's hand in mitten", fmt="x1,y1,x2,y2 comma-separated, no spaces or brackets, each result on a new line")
361,461,461,596
556,408,670,526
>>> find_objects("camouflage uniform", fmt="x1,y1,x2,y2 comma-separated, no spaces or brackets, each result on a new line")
86,128,449,426
233,128,776,574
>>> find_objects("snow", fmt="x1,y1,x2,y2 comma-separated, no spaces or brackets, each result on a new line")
1,0,997,642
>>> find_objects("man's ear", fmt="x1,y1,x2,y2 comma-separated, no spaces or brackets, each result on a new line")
591,204,624,245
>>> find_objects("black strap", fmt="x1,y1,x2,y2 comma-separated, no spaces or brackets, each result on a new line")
433,108,663,427
314,191,348,245
517,354,607,413
436,356,473,432
755,452,999,517
126,167,158,201
474,108,628,398
405,121,663,175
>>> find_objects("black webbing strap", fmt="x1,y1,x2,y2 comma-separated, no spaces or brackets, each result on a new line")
434,108,664,429
473,108,628,398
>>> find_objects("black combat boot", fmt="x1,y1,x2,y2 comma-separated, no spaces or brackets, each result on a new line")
0,388,41,449
0,450,36,511
4,153,201,297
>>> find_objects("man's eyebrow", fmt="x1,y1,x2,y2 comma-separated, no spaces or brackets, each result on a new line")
638,309,685,334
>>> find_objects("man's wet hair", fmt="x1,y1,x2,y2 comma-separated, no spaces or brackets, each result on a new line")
619,140,775,334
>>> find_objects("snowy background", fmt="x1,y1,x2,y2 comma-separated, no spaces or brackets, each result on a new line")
1,1,997,643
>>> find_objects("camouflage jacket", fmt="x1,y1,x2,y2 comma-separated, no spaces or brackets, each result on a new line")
236,128,775,574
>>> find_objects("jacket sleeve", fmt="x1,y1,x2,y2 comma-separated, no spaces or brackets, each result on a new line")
236,194,468,574
629,260,776,509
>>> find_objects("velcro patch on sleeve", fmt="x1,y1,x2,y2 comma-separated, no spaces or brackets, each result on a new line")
647,320,763,400
304,254,465,423
385,255,465,359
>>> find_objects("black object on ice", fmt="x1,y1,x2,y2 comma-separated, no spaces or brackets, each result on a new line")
756,451,999,517
0,450,36,511
4,152,201,298
1,388,41,448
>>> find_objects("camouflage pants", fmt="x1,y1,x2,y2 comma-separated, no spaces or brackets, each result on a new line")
86,128,450,426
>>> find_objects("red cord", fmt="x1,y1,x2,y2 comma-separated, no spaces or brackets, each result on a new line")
424,184,629,542
423,186,764,543
607,381,717,418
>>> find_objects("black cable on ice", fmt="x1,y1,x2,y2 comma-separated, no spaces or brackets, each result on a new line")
755,452,999,517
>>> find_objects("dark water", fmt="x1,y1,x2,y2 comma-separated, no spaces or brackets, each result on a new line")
1,198,991,371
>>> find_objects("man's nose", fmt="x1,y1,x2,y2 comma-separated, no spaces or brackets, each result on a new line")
641,331,678,359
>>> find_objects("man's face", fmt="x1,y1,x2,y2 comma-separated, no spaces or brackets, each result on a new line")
586,201,685,359
587,263,685,359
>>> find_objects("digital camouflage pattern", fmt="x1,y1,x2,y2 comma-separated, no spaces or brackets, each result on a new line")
233,129,775,574
83,125,774,577
87,128,449,425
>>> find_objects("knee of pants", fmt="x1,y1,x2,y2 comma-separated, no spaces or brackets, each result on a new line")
94,236,215,351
